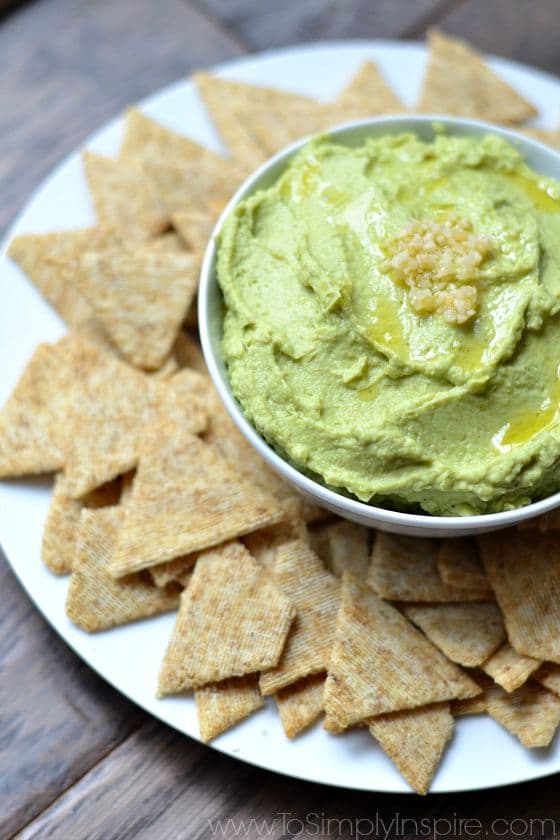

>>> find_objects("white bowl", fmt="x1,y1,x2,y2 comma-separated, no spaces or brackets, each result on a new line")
199,115,560,537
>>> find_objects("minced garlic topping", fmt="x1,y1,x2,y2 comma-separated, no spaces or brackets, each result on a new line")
380,213,492,324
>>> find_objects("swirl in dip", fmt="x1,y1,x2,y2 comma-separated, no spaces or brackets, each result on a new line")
217,132,560,515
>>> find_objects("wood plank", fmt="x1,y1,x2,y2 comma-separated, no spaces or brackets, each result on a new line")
192,0,457,51
0,0,243,238
16,710,560,838
435,0,560,75
0,555,145,837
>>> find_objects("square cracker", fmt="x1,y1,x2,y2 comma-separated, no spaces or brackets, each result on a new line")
368,703,454,795
42,473,121,575
481,643,541,693
110,418,284,577
157,541,295,694
259,539,340,695
323,573,480,730
417,30,537,123
66,507,179,632
78,250,198,370
437,538,492,591
403,603,506,668
486,681,560,748
195,675,264,743
478,531,560,663
82,150,168,242
276,673,325,739
369,532,491,602
8,228,110,327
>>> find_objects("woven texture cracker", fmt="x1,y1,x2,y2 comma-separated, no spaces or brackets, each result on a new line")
479,531,560,663
150,554,196,588
369,532,491,602
534,664,560,697
276,673,325,739
66,507,179,632
437,538,492,591
147,157,244,218
259,539,341,695
403,603,505,668
110,419,283,577
334,61,404,117
195,675,264,743
42,473,120,575
368,703,454,795
417,30,537,123
83,150,167,242
119,108,222,170
78,250,198,370
486,681,560,748
324,574,481,729
8,229,110,327
324,520,369,579
158,542,295,694
481,643,541,693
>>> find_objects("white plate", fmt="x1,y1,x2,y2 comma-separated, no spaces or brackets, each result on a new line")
2,40,560,794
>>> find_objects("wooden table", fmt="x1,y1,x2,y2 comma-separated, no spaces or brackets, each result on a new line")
2,1,560,836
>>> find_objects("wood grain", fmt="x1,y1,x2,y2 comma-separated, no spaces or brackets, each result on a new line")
191,0,459,50
436,0,560,75
0,0,242,238
0,555,143,837
15,714,560,839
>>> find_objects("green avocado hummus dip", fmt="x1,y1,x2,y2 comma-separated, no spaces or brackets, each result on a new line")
217,132,560,515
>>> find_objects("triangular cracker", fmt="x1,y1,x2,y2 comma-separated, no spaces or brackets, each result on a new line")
333,61,404,117
417,30,537,123
324,520,369,579
147,156,244,217
42,473,120,575
369,531,491,601
243,519,307,572
195,675,264,743
66,507,179,632
478,531,560,663
259,539,340,695
486,681,560,748
437,538,492,591
110,418,284,577
158,541,295,693
172,209,216,255
323,574,480,729
150,554,196,588
368,703,454,795
276,673,325,739
403,603,506,668
481,643,541,693
8,228,109,327
78,250,198,370
534,664,560,697
119,108,222,169
82,150,168,242
0,341,75,477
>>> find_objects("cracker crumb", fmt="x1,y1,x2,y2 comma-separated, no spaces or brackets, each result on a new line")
380,214,491,324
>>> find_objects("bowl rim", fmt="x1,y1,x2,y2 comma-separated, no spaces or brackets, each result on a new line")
198,113,560,533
